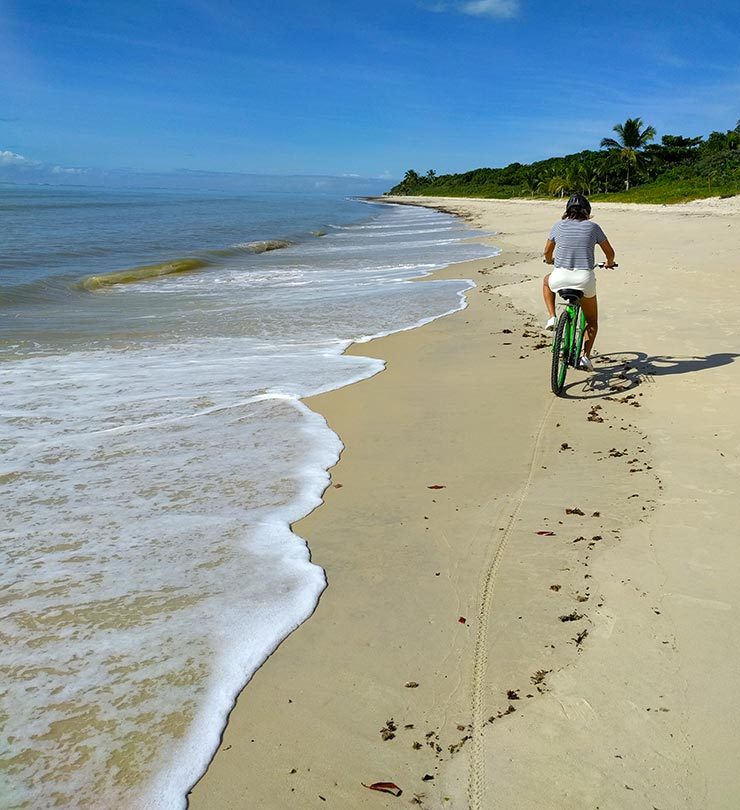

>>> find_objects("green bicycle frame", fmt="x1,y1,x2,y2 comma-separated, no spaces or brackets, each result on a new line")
550,300,586,395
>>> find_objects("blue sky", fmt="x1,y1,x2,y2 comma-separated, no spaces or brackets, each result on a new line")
1,0,739,184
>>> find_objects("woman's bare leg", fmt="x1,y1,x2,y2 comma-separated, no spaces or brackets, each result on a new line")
580,294,598,357
543,274,556,317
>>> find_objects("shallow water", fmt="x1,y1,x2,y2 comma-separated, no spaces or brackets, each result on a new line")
0,187,496,808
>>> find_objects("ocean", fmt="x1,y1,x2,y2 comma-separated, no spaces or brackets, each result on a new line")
0,184,496,808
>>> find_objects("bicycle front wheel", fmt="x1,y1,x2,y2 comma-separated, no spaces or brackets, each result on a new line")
550,312,571,395
570,307,586,367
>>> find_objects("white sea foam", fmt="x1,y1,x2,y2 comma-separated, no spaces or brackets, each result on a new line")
1,201,498,808
331,226,456,237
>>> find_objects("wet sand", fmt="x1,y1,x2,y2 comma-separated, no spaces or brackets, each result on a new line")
190,195,740,809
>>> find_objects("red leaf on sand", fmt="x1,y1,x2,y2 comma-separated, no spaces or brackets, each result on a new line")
333,483,343,489
362,782,403,797
458,616,467,624
535,531,556,536
427,484,446,489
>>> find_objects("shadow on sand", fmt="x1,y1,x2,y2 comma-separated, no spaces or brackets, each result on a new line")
560,351,740,400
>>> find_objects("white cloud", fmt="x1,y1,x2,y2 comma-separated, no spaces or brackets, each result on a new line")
0,149,88,178
0,149,40,167
419,0,520,18
52,165,85,174
460,0,519,17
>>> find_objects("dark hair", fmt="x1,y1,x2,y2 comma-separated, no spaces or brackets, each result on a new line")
563,193,591,220
562,206,590,221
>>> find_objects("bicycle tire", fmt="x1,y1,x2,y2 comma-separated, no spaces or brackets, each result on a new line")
550,312,571,395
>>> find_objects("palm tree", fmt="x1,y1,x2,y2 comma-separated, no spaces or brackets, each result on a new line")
523,171,540,197
548,175,568,197
589,170,603,194
565,164,593,195
598,148,625,193
600,117,656,190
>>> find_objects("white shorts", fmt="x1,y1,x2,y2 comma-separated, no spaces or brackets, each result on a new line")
548,267,596,299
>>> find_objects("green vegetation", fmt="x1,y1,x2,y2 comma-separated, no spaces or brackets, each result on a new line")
388,118,740,204
599,117,656,191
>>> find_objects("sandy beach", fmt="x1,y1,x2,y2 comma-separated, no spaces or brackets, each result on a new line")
190,195,740,809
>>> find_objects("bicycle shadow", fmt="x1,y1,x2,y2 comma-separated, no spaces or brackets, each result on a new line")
560,351,740,400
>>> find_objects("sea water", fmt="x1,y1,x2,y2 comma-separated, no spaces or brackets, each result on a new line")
0,185,496,808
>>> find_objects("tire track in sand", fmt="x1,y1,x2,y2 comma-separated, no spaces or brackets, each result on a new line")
467,397,556,810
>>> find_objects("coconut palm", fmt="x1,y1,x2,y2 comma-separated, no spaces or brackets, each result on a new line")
598,148,625,193
565,164,594,195
600,117,656,190
548,175,568,197
523,171,540,197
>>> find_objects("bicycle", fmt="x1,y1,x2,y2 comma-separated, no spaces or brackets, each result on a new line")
549,263,618,396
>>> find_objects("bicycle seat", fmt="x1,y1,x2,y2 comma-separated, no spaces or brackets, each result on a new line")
557,288,584,302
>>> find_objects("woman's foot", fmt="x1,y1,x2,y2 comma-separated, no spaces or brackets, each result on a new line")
545,316,556,331
578,355,594,372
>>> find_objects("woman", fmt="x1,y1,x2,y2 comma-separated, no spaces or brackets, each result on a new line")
542,194,616,371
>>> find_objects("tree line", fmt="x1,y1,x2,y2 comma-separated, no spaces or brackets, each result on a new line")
388,117,740,200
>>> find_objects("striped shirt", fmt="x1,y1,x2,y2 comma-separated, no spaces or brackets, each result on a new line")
548,219,607,270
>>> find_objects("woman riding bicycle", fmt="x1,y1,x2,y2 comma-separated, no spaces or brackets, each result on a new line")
542,194,616,371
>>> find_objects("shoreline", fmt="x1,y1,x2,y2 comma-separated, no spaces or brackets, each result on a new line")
190,195,740,809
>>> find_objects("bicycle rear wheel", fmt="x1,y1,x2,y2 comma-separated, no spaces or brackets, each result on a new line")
550,312,571,395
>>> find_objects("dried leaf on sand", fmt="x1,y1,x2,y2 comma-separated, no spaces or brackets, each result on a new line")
362,782,403,797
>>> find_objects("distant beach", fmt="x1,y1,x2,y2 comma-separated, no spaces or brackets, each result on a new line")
191,195,740,809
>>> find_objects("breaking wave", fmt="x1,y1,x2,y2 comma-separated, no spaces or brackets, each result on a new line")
79,241,293,290
79,258,210,289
